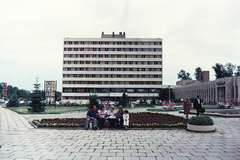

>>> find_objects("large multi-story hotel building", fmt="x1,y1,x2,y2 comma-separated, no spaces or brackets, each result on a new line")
62,32,164,102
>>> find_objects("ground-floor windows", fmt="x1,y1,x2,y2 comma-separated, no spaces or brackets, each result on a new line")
62,88,162,93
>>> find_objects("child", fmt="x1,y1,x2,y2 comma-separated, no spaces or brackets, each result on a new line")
123,110,129,130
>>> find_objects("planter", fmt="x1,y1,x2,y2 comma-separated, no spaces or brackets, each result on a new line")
187,123,215,132
32,112,188,128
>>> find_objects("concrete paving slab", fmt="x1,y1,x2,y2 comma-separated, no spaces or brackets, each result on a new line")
1,106,240,160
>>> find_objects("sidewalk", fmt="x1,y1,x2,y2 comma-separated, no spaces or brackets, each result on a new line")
0,106,34,132
1,106,240,160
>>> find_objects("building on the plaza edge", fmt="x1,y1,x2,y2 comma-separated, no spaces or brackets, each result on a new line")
172,71,240,104
62,32,169,102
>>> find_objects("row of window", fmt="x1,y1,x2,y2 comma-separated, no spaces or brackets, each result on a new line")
63,88,161,93
63,80,162,85
64,48,162,52
63,72,162,78
63,61,162,65
63,67,162,71
64,54,162,58
62,96,152,100
64,41,162,45
63,74,162,78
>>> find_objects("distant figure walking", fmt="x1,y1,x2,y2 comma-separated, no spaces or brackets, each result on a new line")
183,98,192,119
193,95,202,116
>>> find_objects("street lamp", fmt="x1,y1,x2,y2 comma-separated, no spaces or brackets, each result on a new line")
168,86,170,103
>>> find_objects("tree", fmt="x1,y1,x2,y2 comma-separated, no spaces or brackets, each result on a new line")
143,96,147,103
212,63,225,78
194,67,202,80
235,66,240,77
177,69,192,80
225,63,236,77
118,93,128,108
151,95,156,105
6,94,20,107
212,63,236,79
55,91,62,101
88,94,100,109
28,78,46,112
158,88,175,102
139,98,143,105
0,83,3,98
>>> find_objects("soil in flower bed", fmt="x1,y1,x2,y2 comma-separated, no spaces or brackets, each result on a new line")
33,112,188,128
130,112,187,124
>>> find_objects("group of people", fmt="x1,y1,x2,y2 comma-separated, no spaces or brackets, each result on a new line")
218,100,235,109
85,105,129,130
183,95,204,119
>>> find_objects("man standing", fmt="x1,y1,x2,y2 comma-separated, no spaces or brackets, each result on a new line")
85,105,99,130
193,95,202,116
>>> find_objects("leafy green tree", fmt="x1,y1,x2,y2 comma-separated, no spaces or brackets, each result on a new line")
212,63,225,78
6,94,20,107
235,66,240,77
151,95,156,105
212,63,236,79
119,93,128,107
158,88,175,102
194,67,202,80
28,78,46,112
225,63,236,77
0,83,3,98
177,69,192,80
88,94,100,109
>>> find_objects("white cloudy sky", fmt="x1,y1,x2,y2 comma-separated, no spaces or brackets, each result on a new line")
0,0,240,91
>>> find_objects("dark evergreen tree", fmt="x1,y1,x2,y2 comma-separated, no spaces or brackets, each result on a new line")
118,93,128,107
143,96,147,103
55,91,62,101
158,88,175,101
151,95,156,105
28,78,45,112
139,98,143,105
88,94,100,109
6,94,20,107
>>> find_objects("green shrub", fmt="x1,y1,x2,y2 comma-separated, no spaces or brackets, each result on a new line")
88,94,100,110
188,115,214,125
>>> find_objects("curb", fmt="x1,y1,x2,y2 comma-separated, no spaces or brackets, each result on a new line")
29,121,38,129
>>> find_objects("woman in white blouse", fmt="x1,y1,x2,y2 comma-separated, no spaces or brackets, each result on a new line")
107,105,116,130
98,105,107,129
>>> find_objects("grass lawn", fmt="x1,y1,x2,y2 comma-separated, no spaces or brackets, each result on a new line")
104,105,154,110
147,108,183,112
147,105,219,112
5,106,89,114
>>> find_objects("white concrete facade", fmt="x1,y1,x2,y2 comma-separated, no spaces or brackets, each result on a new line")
173,76,240,104
62,32,163,102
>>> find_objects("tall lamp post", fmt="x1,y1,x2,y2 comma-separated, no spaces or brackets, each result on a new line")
168,86,170,103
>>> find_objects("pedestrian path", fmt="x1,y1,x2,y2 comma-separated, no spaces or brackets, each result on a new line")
0,106,34,132
1,106,240,159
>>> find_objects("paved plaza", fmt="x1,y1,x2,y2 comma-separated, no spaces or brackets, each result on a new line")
0,106,240,160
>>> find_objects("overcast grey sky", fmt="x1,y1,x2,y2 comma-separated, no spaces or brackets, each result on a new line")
0,0,240,91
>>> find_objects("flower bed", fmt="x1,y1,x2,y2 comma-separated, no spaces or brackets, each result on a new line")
32,112,188,128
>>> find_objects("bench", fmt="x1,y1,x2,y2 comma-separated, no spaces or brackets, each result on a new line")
89,119,109,129
163,105,176,111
